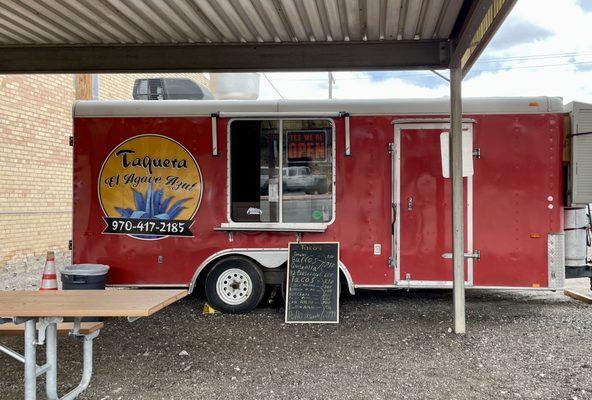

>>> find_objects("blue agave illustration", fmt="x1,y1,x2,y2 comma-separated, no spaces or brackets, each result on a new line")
115,184,191,221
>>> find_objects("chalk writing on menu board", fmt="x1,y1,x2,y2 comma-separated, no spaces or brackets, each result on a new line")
285,242,339,323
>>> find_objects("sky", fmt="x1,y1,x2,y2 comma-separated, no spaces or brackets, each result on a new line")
258,0,592,104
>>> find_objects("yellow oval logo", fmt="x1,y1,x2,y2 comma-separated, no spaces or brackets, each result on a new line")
98,134,202,239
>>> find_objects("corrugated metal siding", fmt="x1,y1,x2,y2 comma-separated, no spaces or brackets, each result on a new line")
571,103,592,204
0,0,464,45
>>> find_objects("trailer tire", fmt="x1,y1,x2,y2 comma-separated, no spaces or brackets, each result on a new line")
205,257,265,314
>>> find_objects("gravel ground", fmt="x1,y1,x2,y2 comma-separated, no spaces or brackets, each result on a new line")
1,251,71,291
1,267,591,400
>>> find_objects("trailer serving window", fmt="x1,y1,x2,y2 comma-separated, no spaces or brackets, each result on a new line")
230,119,334,225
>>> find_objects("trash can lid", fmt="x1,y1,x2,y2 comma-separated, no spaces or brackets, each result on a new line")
60,264,110,276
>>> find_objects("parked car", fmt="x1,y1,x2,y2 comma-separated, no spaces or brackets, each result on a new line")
260,166,328,195
133,78,214,100
282,166,328,194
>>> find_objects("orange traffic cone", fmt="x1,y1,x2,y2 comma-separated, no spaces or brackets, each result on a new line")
40,251,58,290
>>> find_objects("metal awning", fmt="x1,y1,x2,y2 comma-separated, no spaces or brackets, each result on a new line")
0,0,518,335
0,0,515,74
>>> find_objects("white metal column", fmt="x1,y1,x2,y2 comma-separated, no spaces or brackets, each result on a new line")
450,66,465,334
46,323,58,399
24,319,37,400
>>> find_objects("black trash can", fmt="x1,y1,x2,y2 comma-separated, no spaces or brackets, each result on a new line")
60,264,109,321
60,264,109,290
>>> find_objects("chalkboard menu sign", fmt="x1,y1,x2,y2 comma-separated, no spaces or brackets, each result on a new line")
285,242,339,324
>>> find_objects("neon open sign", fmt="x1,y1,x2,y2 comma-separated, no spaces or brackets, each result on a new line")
286,130,327,162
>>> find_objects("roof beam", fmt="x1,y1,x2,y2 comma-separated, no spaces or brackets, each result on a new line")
0,40,450,73
450,0,494,66
450,0,517,75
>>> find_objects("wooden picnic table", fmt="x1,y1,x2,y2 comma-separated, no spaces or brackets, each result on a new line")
0,289,188,317
0,289,188,400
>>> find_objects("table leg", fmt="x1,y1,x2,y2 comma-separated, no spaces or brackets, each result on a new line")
60,330,99,400
45,322,58,400
24,318,37,400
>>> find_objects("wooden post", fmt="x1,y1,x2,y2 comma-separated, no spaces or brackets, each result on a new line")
74,74,93,100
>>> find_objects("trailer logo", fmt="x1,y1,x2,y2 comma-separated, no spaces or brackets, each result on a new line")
98,134,202,240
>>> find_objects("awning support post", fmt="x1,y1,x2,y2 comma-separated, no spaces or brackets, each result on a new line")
450,65,466,334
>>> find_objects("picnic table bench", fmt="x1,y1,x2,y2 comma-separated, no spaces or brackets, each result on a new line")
0,322,103,336
0,289,187,400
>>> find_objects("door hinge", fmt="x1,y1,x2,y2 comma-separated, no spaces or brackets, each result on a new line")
388,143,394,154
388,256,395,268
68,240,72,250
69,136,74,146
473,148,480,159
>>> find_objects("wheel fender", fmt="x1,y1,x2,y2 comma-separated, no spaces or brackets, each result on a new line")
339,261,355,295
189,249,355,295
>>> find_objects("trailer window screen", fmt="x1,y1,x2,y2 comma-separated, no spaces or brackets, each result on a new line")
230,119,334,224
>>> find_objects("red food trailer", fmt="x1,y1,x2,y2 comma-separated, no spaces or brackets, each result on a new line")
72,97,592,313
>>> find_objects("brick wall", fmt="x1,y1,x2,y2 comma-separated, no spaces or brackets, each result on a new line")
0,73,209,272
0,74,74,271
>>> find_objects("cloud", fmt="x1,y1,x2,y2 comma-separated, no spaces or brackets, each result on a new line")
367,71,446,89
332,72,447,99
463,65,592,103
488,19,553,51
575,63,592,72
259,72,331,99
257,0,592,105
259,71,448,100
576,0,592,12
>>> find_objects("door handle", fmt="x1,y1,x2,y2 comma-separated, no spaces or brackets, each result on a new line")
391,203,396,234
407,196,413,211
441,250,480,261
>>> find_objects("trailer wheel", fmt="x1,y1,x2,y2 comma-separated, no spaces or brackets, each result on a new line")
205,257,265,314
